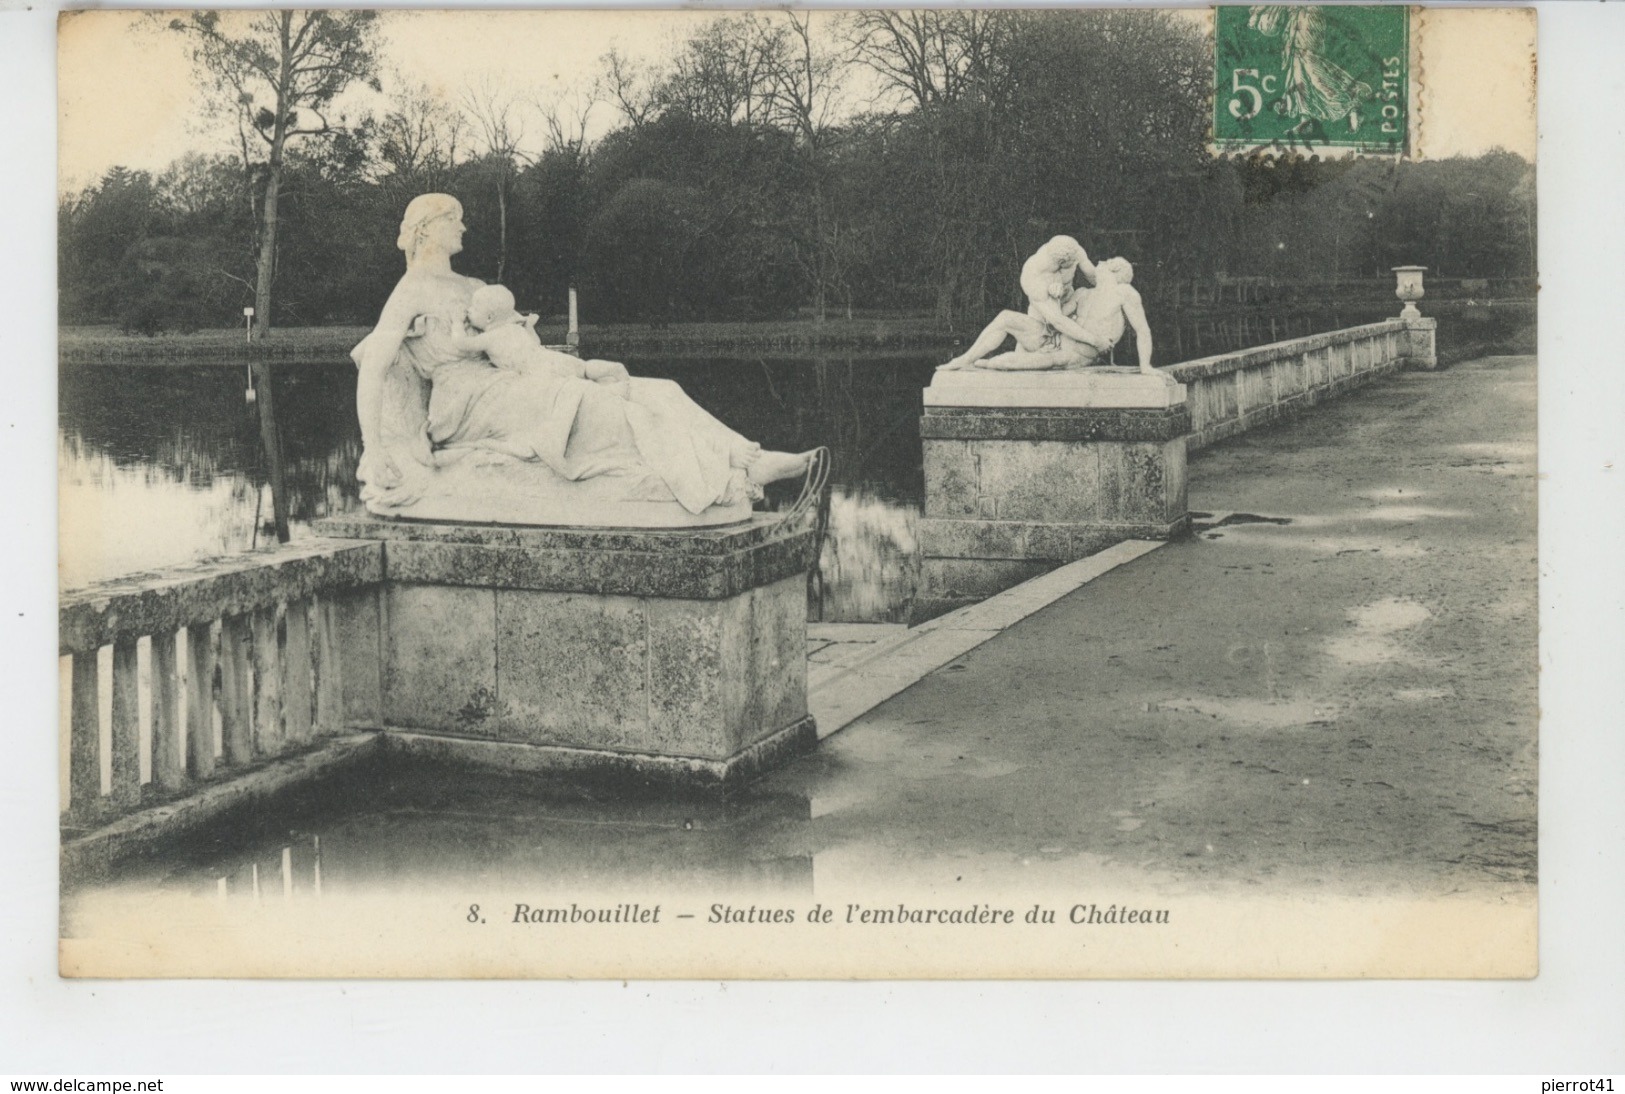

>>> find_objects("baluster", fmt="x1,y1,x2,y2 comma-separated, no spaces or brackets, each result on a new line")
68,651,100,819
150,629,185,793
109,637,141,808
283,600,314,745
251,607,284,757
313,595,344,736
186,622,217,780
220,614,254,767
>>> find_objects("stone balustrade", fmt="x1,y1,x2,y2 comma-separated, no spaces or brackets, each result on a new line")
58,541,383,831
1167,316,1435,452
59,512,821,869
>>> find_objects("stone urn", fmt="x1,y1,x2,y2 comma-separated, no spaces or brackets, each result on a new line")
1392,265,1426,319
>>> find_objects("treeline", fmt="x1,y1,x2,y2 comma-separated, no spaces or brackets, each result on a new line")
59,10,1536,335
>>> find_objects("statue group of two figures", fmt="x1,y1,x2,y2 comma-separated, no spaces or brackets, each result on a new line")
351,195,1152,527
939,236,1154,375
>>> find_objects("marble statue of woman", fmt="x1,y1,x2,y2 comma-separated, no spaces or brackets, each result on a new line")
352,194,817,527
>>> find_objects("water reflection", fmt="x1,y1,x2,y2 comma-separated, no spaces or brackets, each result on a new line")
58,355,936,621
60,433,265,587
813,488,919,623
112,759,818,902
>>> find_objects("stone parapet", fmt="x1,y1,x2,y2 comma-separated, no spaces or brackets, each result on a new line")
1165,320,1406,380
1167,319,1411,451
58,541,382,836
59,539,382,656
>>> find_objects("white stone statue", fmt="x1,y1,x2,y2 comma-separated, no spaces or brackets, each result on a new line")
351,194,817,526
458,283,631,390
938,237,1155,375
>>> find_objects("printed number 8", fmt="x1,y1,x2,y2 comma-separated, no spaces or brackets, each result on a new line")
467,903,482,923
1229,69,1263,119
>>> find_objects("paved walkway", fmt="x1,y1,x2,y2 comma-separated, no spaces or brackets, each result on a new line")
764,355,1537,898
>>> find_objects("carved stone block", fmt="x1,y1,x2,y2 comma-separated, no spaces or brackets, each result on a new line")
914,370,1190,622
321,515,818,786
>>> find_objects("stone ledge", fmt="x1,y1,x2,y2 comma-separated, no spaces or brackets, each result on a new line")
924,367,1186,409
1166,320,1405,381
318,512,804,556
921,406,1191,443
920,516,1189,562
59,541,384,656
378,716,817,790
379,530,815,600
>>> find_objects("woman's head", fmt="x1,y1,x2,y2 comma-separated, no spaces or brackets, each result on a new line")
398,193,465,267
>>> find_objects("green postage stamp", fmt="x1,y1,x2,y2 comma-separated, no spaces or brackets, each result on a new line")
1213,4,1410,155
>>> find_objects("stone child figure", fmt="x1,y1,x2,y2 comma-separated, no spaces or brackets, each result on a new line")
456,284,630,393
939,238,1155,374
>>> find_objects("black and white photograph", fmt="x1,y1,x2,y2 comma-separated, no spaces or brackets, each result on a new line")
50,4,1547,980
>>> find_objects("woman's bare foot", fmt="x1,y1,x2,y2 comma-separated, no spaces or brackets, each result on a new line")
937,355,975,371
746,448,817,486
729,440,763,470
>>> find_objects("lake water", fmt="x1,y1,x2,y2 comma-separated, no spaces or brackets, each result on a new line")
59,353,939,622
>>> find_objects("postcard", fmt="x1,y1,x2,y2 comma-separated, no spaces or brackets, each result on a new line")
56,5,1538,979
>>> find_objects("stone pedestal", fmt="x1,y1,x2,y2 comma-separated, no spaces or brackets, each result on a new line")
914,369,1190,622
318,515,817,787
1400,315,1439,370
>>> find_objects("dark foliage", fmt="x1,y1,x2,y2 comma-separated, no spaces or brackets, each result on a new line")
60,10,1536,332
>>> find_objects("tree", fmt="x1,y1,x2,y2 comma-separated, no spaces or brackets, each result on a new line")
167,10,380,543
600,46,662,131
168,11,381,337
847,10,1009,113
58,167,160,323
758,12,854,321
660,15,781,128
461,75,536,283
377,80,466,187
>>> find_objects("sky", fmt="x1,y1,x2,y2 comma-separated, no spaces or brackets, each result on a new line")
57,6,1537,196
